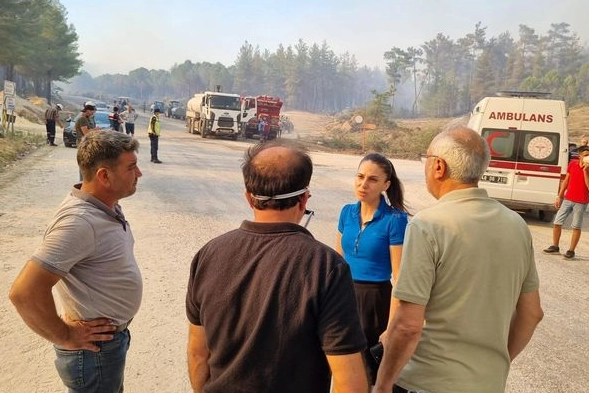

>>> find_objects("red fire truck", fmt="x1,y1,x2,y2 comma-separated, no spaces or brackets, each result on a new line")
241,95,283,140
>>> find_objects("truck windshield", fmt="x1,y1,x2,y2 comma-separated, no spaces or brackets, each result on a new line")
210,96,241,111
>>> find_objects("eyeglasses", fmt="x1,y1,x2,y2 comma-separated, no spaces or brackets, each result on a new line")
303,209,315,228
420,154,439,164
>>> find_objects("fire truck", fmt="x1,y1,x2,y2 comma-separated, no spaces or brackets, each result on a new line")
241,95,283,140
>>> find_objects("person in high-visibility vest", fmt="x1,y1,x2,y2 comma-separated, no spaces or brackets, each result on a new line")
147,108,162,163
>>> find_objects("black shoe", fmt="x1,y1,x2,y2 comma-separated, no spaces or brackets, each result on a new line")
50,143,58,146
543,245,560,254
153,159,162,164
564,250,575,259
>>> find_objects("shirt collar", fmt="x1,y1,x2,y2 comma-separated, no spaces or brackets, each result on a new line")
72,184,128,230
437,187,488,203
240,220,313,237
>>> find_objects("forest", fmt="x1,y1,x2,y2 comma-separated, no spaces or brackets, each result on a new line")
2,0,589,118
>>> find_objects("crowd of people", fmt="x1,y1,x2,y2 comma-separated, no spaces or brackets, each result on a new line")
11,112,589,392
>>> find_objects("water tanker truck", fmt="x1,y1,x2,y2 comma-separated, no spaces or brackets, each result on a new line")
186,91,242,140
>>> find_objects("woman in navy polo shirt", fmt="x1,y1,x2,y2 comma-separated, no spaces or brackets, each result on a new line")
336,152,408,385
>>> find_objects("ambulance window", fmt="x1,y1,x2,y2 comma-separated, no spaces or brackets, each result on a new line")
482,129,515,159
519,132,559,165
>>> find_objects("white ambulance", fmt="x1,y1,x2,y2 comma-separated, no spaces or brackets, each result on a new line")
467,91,570,221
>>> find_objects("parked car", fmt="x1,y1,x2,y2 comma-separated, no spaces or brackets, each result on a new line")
167,100,181,117
94,101,108,111
170,106,186,120
569,142,578,161
150,100,165,114
63,110,111,148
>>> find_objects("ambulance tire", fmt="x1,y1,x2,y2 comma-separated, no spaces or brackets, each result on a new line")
539,210,554,223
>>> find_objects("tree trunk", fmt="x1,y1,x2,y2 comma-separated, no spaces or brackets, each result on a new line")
45,79,52,105
5,64,15,82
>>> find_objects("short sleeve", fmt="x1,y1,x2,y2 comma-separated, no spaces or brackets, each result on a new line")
392,220,436,306
317,261,366,355
337,205,348,234
388,212,408,246
32,214,96,276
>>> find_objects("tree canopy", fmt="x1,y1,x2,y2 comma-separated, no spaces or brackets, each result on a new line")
0,0,81,103
2,2,589,118
387,22,589,117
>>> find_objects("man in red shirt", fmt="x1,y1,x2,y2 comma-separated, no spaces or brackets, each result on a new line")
544,145,589,259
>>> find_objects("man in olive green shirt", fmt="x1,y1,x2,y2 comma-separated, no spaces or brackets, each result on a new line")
374,127,544,393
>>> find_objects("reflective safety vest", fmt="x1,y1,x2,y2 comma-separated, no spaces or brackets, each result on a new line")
148,115,161,136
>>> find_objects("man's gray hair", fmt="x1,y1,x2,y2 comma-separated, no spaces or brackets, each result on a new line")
430,124,490,183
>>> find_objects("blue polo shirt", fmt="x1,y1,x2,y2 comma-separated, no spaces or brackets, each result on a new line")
338,196,408,282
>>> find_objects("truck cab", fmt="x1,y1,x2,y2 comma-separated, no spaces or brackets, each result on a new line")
185,92,242,140
241,95,283,140
468,91,569,221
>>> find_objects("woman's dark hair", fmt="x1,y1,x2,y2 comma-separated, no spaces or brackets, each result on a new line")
360,153,408,212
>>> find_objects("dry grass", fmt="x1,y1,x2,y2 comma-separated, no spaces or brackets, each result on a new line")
297,113,461,158
0,133,45,169
0,94,48,172
300,106,589,157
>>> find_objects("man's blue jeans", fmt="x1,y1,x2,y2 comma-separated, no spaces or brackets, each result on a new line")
54,329,130,393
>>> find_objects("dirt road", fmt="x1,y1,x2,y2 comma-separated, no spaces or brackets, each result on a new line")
0,114,588,392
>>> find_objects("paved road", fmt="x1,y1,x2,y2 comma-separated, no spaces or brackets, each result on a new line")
0,114,588,392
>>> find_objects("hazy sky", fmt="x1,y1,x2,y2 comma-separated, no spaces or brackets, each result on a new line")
59,0,589,76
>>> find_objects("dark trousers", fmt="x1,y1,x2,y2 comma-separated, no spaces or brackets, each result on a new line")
149,134,159,160
125,123,135,135
46,120,56,143
354,280,392,384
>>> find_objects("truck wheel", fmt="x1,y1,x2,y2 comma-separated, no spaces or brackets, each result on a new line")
200,120,207,138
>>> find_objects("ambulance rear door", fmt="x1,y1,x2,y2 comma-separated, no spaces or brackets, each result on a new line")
480,98,566,211
510,99,566,208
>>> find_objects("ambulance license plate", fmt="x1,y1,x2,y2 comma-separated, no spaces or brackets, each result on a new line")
481,175,507,184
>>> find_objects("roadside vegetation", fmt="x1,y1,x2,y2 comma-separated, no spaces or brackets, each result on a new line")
0,131,45,169
2,93,589,174
303,99,589,157
316,121,443,159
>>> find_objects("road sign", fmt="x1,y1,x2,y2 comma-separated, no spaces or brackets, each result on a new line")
4,80,16,97
6,97,15,111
